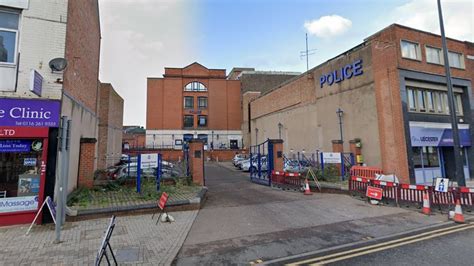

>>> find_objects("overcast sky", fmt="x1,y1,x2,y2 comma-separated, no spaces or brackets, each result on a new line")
98,0,474,127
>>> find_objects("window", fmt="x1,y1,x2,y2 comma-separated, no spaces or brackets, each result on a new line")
426,46,442,64
184,81,207,92
407,88,416,111
401,40,420,60
183,115,194,128
417,90,426,112
406,87,464,116
198,115,207,127
455,94,463,115
184,96,193,109
0,10,19,64
426,91,434,112
412,147,423,168
448,51,464,69
198,97,207,109
0,140,43,211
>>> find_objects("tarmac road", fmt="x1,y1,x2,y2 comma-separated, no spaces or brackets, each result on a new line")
173,162,448,265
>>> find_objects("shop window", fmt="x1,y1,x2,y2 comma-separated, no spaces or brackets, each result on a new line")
0,139,43,212
401,40,421,60
412,147,423,168
424,147,440,168
184,96,193,109
184,81,207,92
425,46,442,65
198,115,207,127
183,115,194,128
448,51,464,69
198,96,207,109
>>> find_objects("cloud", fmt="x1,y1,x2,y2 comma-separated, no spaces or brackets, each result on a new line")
99,0,198,126
304,15,352,38
389,0,473,41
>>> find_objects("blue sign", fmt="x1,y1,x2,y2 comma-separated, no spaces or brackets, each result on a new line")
0,98,60,127
0,140,32,152
30,70,43,97
320,59,363,88
410,125,471,147
24,158,37,166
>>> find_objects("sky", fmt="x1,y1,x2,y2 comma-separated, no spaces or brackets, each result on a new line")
98,0,474,127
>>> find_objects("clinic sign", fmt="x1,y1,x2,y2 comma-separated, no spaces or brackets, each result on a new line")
410,125,471,147
0,196,39,213
320,59,363,88
0,98,60,127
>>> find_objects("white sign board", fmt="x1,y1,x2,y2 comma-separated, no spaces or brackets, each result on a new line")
0,195,38,213
322,152,342,164
140,153,158,168
434,177,449,193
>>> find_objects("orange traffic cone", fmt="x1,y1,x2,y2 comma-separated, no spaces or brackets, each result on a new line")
453,199,465,224
304,179,312,195
422,191,431,215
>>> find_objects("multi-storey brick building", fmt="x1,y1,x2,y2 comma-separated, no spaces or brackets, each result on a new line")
0,0,122,226
250,24,473,185
146,62,242,150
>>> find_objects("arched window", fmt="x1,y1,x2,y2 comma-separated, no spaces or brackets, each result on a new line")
184,81,207,92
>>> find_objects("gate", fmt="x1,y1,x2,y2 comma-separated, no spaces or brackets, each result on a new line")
250,139,274,186
342,152,355,180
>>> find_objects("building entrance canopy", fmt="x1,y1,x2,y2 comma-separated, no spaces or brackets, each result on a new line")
409,122,471,147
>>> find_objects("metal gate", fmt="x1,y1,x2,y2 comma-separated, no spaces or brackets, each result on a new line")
342,152,355,179
250,139,274,186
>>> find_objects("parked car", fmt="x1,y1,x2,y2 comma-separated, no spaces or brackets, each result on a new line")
284,159,311,173
232,154,248,166
241,156,268,172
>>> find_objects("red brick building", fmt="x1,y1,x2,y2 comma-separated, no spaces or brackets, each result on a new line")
250,24,473,185
146,63,242,150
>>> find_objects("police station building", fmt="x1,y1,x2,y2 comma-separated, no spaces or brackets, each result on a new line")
249,24,473,184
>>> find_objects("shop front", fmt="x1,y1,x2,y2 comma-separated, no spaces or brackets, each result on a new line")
0,98,60,226
409,121,471,184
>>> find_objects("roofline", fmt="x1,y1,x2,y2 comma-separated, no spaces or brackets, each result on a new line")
365,23,471,44
165,62,226,72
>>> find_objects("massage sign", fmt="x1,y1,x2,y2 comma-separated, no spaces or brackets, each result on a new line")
320,59,363,88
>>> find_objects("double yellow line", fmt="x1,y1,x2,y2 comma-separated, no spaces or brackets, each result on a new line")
288,223,474,265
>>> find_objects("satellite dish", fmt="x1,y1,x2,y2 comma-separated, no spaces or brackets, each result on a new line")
49,58,68,72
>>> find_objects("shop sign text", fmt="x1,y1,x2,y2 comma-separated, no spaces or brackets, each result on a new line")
0,140,32,152
0,98,60,127
320,59,363,88
0,196,39,213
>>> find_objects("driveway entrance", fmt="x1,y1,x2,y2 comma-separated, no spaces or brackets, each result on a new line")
174,162,444,265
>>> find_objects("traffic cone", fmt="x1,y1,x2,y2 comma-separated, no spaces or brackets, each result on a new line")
422,191,431,215
304,179,312,195
453,199,465,224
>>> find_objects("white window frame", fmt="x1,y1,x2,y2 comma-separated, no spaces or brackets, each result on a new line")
447,51,465,69
0,9,20,67
425,45,443,65
400,40,421,61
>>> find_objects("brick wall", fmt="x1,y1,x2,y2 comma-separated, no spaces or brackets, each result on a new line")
78,140,96,188
63,0,101,113
98,83,124,169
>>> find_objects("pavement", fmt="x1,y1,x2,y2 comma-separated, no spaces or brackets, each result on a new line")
174,162,449,265
0,211,198,265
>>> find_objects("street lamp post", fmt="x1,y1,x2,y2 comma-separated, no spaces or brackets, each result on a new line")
437,0,464,186
336,108,344,149
278,122,283,139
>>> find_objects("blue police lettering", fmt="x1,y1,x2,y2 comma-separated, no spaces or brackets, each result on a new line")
320,59,364,88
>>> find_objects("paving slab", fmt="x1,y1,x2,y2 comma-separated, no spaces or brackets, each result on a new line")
0,211,198,265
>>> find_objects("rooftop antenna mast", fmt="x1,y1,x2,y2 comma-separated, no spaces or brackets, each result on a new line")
300,33,316,72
